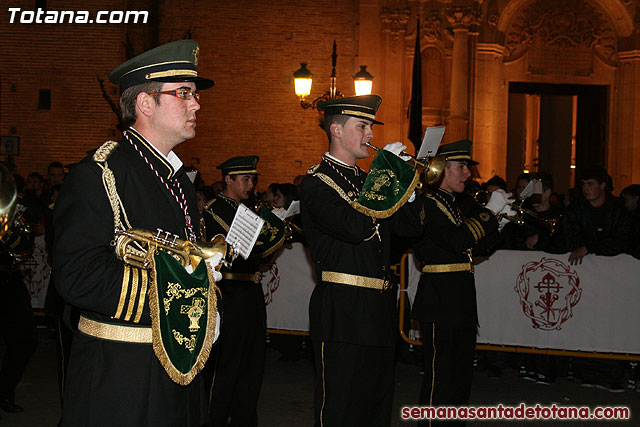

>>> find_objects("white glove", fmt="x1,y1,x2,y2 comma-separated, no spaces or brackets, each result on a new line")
382,142,412,161
205,253,224,282
408,191,416,203
485,189,514,215
497,204,517,231
498,203,517,218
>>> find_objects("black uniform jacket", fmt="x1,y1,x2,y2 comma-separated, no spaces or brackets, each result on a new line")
563,195,633,255
202,194,263,313
411,188,499,326
300,156,421,347
53,129,205,426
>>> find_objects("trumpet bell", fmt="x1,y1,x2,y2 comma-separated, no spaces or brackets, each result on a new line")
424,155,445,185
188,234,231,269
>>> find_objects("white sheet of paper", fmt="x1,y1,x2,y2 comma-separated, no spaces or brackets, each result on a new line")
226,204,265,260
520,179,536,200
417,126,445,159
283,200,300,218
185,170,198,184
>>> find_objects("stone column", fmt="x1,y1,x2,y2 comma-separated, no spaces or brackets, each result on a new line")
379,6,411,145
612,50,640,188
472,43,507,180
446,8,474,142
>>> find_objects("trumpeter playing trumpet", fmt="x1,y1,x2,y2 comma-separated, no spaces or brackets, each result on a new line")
53,40,222,426
410,140,515,426
300,95,424,427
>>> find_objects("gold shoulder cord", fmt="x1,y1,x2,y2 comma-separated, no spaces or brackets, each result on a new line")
424,193,457,225
93,141,132,232
313,172,352,204
314,172,378,240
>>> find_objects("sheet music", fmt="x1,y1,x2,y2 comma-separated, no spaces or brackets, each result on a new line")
520,179,536,200
283,200,300,218
417,126,445,159
226,204,265,260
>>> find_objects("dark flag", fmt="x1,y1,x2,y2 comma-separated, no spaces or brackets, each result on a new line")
408,19,422,153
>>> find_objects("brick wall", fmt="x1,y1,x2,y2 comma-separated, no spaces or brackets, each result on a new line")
1,0,361,191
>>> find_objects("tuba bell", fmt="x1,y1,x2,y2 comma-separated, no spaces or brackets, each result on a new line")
113,227,236,271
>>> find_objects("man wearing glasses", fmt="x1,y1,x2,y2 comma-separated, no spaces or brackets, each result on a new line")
53,40,214,426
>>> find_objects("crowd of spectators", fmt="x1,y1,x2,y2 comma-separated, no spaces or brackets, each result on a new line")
467,165,639,393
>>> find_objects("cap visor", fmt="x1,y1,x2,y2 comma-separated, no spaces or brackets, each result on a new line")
153,76,215,90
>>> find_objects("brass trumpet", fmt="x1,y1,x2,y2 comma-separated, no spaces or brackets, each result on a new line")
472,190,561,235
113,227,236,271
365,143,445,184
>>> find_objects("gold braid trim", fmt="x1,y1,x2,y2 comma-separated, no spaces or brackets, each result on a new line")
350,170,420,219
208,211,229,233
464,218,484,242
114,265,130,319
424,194,458,225
92,140,118,162
98,163,132,231
124,268,139,322
204,198,217,210
313,173,352,204
134,269,148,323
148,255,220,385
465,220,480,242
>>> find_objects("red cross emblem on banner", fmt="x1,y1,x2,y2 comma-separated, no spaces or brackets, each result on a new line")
514,257,581,330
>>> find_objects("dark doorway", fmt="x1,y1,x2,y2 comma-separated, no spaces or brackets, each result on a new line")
507,82,608,196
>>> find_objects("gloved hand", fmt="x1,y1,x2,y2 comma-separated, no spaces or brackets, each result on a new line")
382,142,412,161
498,216,510,232
497,204,517,231
485,189,514,215
498,203,517,219
205,253,224,282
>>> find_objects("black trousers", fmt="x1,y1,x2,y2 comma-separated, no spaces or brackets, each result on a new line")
208,283,266,427
313,340,395,427
419,323,476,427
0,271,38,401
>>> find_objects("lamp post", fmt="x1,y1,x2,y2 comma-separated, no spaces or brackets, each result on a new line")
293,41,373,109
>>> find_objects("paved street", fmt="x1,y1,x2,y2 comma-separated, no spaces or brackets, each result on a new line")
1,330,639,426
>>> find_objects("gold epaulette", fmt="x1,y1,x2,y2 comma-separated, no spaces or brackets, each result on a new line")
93,140,119,163
307,164,320,174
204,198,217,210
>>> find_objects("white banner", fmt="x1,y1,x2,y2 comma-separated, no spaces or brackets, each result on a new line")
261,243,315,332
473,250,640,354
20,234,51,309
261,245,640,355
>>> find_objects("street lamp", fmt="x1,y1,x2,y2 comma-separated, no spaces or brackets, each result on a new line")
353,66,373,96
293,41,373,109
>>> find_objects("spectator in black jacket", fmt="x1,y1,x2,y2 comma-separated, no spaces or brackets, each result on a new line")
563,166,632,265
563,166,632,392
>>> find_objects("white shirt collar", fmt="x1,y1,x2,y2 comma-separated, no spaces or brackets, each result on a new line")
325,152,351,167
